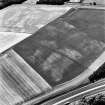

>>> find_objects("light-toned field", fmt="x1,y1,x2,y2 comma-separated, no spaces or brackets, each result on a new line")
0,49,51,105
0,4,71,34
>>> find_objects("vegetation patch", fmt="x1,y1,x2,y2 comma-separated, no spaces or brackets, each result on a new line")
36,0,69,5
79,94,105,105
89,63,105,83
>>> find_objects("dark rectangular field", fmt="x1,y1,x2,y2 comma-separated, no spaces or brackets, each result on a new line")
13,7,105,87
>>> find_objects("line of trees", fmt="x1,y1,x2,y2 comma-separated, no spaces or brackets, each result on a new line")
0,0,27,9
36,0,85,5
0,0,85,9
36,0,69,5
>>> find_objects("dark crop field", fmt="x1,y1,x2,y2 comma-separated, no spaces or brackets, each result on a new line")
13,8,105,87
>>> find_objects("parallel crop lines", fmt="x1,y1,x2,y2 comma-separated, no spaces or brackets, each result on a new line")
0,49,51,105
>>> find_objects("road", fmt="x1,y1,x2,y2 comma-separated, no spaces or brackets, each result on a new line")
42,79,105,105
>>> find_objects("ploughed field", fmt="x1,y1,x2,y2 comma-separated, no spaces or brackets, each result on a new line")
0,7,105,105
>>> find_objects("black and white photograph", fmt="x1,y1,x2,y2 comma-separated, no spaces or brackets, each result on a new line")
0,0,105,105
